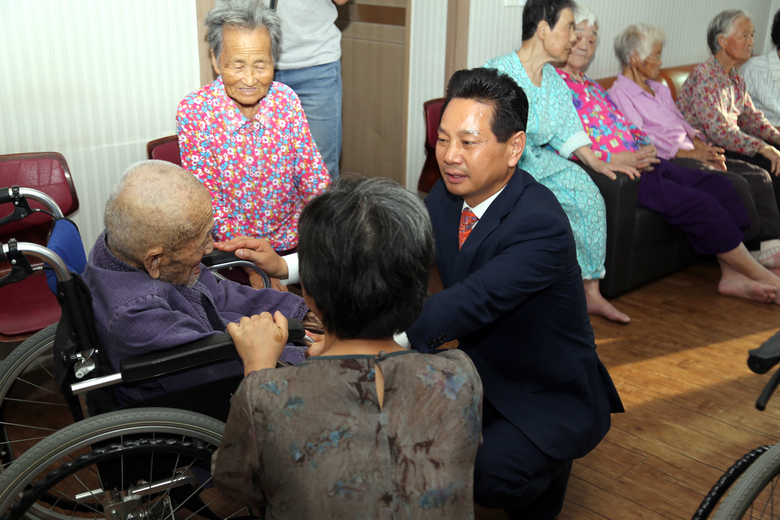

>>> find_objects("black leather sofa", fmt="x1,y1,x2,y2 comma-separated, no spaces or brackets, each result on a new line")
584,167,703,299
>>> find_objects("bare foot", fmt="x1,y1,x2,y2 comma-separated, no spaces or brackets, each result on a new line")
583,279,630,323
718,271,777,303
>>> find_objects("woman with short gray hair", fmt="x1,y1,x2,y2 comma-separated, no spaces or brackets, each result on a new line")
176,0,330,254
613,23,666,70
676,9,780,210
485,0,639,324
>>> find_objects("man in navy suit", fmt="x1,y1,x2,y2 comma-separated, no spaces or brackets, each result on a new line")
214,67,623,520
403,67,624,519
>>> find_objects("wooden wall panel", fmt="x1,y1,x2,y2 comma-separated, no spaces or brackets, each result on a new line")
337,1,408,185
196,0,217,87
445,0,470,86
339,22,406,184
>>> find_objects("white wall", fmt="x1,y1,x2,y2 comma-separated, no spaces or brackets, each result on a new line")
405,0,448,192
466,0,774,79
1,1,201,252
466,1,525,68
763,0,780,55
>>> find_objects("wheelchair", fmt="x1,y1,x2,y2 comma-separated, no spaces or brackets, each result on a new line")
0,185,299,520
690,334,780,519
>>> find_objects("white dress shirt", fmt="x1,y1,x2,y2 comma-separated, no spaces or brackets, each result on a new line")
742,51,780,127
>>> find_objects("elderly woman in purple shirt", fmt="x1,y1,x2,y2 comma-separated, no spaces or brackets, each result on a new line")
607,22,780,268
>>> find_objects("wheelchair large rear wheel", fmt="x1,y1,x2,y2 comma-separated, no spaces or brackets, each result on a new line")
0,408,257,520
712,443,780,519
0,325,66,473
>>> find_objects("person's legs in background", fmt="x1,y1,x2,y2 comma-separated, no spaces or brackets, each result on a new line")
725,143,780,214
275,60,343,180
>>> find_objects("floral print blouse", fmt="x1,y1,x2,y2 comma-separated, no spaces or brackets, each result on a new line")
177,78,330,250
557,69,652,160
212,349,483,519
676,55,780,157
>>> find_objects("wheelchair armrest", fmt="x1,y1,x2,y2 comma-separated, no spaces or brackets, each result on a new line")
201,250,271,288
119,318,306,383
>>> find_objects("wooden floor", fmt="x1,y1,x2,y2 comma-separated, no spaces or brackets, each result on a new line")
468,259,780,520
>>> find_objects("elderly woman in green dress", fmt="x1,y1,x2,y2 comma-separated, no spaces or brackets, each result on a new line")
485,0,638,323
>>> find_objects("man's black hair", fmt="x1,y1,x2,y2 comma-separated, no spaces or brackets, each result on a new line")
442,67,528,143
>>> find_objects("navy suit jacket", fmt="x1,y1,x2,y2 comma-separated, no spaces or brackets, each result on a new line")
407,167,623,462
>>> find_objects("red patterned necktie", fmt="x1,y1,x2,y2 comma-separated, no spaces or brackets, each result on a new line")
459,207,479,249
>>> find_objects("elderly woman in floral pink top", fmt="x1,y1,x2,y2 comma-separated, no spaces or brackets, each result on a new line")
177,0,330,252
677,10,780,209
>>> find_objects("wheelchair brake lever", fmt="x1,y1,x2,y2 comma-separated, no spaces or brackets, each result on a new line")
0,239,35,289
756,364,780,411
0,186,35,229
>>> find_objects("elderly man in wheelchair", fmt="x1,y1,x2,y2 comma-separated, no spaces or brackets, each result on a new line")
0,160,324,520
81,160,319,405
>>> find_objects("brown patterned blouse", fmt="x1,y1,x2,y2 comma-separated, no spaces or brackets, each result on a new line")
676,55,780,156
212,349,483,519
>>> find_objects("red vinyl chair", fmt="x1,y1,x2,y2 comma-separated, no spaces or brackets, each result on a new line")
417,98,445,195
147,135,182,166
0,152,79,342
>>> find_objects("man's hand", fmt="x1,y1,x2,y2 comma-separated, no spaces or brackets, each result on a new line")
758,144,780,176
215,237,289,279
227,311,288,375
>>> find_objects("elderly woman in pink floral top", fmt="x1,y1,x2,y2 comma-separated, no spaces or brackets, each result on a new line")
177,0,330,252
677,10,780,210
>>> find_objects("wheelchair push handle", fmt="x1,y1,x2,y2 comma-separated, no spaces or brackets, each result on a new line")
0,186,65,229
201,250,272,289
748,331,780,375
748,331,780,410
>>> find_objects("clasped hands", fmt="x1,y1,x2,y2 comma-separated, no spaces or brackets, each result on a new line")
609,145,661,176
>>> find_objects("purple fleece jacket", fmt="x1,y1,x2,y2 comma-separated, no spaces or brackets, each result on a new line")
82,232,309,404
